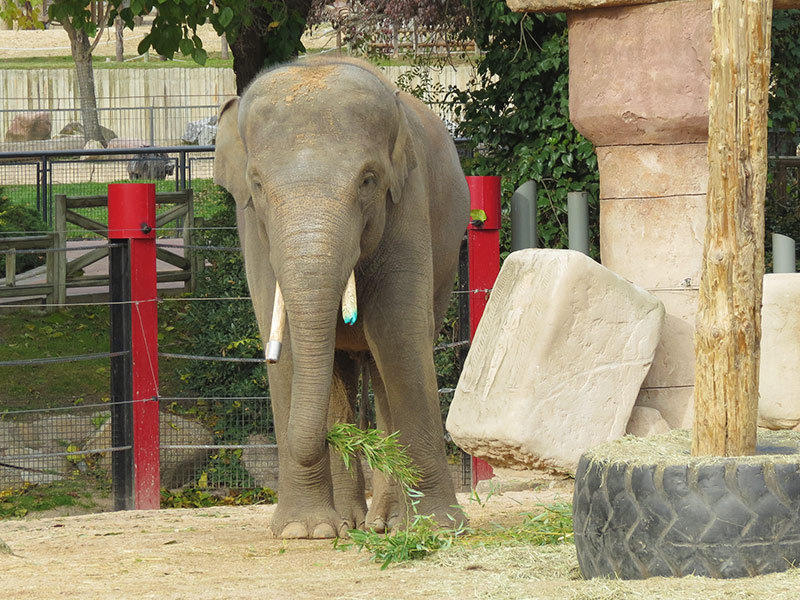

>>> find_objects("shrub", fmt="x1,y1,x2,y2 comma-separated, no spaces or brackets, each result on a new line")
0,190,48,278
176,189,271,445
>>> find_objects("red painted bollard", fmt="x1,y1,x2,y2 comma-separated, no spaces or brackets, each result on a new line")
108,183,160,510
466,176,501,487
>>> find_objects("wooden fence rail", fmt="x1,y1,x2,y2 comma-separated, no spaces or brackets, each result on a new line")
0,189,197,308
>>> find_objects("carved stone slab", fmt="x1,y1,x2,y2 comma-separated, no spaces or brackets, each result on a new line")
447,249,665,473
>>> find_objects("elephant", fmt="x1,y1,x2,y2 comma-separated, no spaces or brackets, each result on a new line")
213,56,470,539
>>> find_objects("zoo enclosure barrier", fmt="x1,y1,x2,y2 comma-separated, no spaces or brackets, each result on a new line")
0,178,503,506
0,144,214,227
0,188,197,307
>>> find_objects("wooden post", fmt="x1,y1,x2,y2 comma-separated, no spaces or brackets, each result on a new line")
53,194,67,308
692,0,773,456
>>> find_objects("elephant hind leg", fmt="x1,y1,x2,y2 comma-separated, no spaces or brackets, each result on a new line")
328,351,368,531
364,359,409,532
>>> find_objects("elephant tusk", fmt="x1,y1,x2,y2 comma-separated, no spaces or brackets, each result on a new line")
342,271,357,325
266,281,286,364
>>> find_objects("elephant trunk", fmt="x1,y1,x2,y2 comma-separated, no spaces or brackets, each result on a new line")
272,213,359,468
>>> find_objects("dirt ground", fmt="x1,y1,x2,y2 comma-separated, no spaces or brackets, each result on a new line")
3,470,800,600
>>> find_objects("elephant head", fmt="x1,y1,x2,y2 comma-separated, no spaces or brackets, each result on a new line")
214,58,418,469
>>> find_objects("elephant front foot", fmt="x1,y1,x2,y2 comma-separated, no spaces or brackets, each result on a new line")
365,472,407,533
270,503,347,539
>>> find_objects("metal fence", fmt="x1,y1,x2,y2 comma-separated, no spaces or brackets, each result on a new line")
0,211,474,501
1,102,223,150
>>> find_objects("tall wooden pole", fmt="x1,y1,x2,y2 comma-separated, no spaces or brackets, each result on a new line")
693,0,773,456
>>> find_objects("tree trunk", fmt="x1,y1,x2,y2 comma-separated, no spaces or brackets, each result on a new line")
115,16,124,62
230,0,312,93
230,10,273,94
692,0,773,456
63,20,105,145
221,32,229,60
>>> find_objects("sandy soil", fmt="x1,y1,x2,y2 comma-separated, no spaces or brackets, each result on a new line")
3,471,800,600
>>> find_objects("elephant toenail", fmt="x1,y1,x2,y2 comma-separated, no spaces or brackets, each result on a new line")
280,522,308,539
312,523,337,539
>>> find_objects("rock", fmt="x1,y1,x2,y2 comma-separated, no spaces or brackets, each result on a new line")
19,414,95,453
56,121,117,143
635,386,694,429
83,139,104,152
240,434,278,490
759,274,800,429
446,249,665,474
5,112,51,142
84,413,213,488
626,406,671,437
159,414,214,488
0,446,65,488
182,116,217,146
127,152,175,180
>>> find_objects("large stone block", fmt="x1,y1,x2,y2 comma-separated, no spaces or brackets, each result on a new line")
597,144,708,200
567,0,711,146
636,386,694,429
626,406,671,438
600,195,706,289
643,289,697,389
85,412,213,488
759,274,800,430
447,249,665,474
5,111,52,142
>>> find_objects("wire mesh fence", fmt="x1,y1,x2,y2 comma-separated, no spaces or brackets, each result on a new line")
0,226,475,505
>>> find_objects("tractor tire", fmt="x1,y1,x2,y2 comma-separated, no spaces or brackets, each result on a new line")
573,429,800,579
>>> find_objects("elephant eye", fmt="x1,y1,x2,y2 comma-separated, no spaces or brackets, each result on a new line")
360,173,378,191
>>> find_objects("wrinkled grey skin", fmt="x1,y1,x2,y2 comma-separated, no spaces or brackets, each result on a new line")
213,56,469,539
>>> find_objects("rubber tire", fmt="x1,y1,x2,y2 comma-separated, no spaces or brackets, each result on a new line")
573,447,800,579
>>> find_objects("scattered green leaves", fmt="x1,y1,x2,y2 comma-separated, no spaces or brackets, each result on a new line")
159,486,276,509
326,423,420,491
334,511,460,569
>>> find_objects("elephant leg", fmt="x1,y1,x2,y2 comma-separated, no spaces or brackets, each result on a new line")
364,298,466,531
267,342,345,539
365,359,407,532
328,351,367,531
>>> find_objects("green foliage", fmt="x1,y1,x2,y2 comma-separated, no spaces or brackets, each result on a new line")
0,306,112,411
160,486,276,508
113,0,305,67
326,423,421,490
328,422,464,568
335,511,460,569
0,190,48,278
0,478,107,519
770,10,800,142
454,4,599,255
174,189,270,445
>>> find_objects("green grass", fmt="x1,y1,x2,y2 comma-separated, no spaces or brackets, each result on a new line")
0,476,108,518
0,301,189,413
0,54,233,70
3,178,223,239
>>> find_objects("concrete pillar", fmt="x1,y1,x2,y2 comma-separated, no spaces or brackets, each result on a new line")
567,0,713,429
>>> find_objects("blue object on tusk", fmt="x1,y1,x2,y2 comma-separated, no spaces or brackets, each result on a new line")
344,310,357,325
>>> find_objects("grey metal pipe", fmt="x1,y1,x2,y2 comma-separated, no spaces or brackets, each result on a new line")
568,191,590,255
511,180,537,251
772,232,796,273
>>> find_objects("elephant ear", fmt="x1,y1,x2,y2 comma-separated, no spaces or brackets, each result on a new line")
389,93,418,205
213,97,251,209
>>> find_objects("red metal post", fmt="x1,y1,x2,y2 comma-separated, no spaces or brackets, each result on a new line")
108,183,160,510
466,176,501,486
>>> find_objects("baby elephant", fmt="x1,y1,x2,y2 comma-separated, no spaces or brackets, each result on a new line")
213,56,470,539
